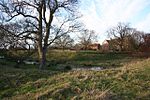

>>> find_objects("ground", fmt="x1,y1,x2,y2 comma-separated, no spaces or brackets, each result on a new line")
0,50,150,100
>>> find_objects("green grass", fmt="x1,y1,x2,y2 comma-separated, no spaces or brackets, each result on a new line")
16,50,145,69
0,59,150,99
46,50,145,69
0,51,150,99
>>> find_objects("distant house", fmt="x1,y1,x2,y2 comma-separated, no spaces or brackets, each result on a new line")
102,40,109,51
87,43,101,50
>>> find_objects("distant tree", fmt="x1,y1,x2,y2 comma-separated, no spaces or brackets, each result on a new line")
143,34,150,45
107,22,146,51
74,43,81,51
107,22,131,51
0,23,9,49
130,29,144,51
78,29,97,50
0,22,37,69
54,34,74,50
139,34,150,52
0,22,27,49
0,0,80,69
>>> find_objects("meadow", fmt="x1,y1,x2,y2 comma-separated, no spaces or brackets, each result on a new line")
45,50,145,70
0,50,150,99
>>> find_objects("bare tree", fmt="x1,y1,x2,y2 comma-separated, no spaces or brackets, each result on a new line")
78,29,97,50
0,23,9,49
54,34,74,50
139,34,150,52
0,22,25,49
107,22,132,51
107,22,146,51
0,22,37,69
130,29,144,50
0,0,80,69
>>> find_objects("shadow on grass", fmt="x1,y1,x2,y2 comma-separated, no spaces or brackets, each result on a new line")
0,61,64,99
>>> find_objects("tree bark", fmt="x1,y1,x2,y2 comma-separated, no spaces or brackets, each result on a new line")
38,2,45,69
38,47,47,69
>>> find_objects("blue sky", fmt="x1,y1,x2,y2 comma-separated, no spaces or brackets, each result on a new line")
79,0,150,43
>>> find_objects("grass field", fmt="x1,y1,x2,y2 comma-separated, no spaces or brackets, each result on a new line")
0,50,150,99
45,50,145,70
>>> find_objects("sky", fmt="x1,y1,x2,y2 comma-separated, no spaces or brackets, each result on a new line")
79,0,150,43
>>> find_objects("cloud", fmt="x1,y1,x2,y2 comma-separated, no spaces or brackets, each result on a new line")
79,0,150,43
135,13,150,33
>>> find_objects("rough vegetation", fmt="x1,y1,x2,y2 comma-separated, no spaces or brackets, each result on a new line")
0,51,150,100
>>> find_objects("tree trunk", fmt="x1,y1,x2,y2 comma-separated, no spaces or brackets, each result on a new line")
38,47,47,69
37,2,45,70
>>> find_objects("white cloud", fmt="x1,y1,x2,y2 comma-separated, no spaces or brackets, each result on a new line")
79,0,150,43
135,13,150,33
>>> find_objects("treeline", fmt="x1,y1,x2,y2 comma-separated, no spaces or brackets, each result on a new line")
106,22,150,52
